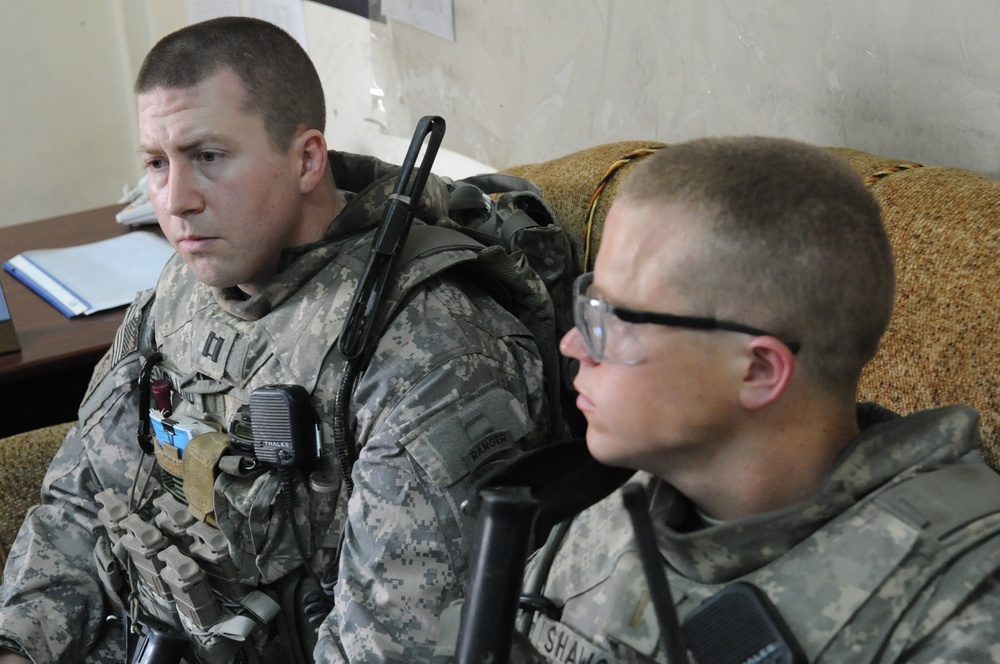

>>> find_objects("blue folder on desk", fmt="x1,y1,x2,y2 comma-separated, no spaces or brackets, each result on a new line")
3,231,175,318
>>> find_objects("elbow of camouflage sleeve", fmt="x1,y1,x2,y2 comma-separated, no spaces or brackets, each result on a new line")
0,636,29,661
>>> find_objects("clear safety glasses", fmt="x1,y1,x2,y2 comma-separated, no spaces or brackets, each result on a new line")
572,272,801,364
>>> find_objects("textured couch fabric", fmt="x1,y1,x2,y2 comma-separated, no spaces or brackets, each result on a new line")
1,141,997,563
0,422,72,567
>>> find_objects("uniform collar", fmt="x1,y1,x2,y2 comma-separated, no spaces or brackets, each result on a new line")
652,404,981,583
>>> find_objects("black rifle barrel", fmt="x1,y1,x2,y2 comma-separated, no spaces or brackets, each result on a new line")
455,490,540,664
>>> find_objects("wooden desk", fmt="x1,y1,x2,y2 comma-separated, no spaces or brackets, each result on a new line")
0,205,149,436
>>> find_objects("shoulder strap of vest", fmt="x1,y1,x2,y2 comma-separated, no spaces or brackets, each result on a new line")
875,460,1000,541
376,224,488,347
859,460,1000,659
400,223,485,263
79,287,158,421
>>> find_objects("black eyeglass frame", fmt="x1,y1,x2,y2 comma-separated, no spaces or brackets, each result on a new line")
573,272,801,355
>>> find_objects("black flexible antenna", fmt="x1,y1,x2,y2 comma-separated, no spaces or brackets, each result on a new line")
333,116,447,494
338,115,447,360
622,482,689,664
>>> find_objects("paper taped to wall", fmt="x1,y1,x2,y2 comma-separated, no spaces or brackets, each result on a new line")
382,0,454,41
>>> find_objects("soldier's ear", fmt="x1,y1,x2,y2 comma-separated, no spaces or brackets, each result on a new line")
295,128,328,194
738,336,794,411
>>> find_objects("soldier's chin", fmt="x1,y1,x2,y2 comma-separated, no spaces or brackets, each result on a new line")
584,432,629,469
183,260,235,290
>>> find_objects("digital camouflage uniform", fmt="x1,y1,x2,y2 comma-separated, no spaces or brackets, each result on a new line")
0,151,551,664
522,404,1000,664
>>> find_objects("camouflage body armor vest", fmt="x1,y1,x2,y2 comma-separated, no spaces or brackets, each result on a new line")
95,241,375,663
526,460,1000,663
96,210,555,662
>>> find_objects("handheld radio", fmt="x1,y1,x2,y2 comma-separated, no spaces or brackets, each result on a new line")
249,384,318,469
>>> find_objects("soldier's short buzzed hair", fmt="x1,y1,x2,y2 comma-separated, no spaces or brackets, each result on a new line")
135,16,326,151
618,136,894,391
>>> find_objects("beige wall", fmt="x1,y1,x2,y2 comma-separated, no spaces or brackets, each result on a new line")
1,1,135,229
0,0,369,230
4,1,1000,231
0,0,185,229
373,1,1000,176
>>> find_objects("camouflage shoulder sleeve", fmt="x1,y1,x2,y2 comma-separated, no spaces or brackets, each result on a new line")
315,278,549,663
0,288,154,663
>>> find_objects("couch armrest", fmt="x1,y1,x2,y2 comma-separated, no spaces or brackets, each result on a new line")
0,422,72,569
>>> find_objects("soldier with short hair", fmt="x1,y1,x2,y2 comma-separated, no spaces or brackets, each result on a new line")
517,137,1000,663
0,17,551,663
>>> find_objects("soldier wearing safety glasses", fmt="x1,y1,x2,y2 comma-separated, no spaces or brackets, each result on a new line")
513,137,1000,664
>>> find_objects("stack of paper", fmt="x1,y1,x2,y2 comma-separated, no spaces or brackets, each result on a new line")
3,231,175,317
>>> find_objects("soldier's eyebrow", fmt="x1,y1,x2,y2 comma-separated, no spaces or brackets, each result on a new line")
138,130,230,156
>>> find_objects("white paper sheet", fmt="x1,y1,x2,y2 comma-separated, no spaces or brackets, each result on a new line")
382,0,455,41
186,0,308,48
3,232,175,317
